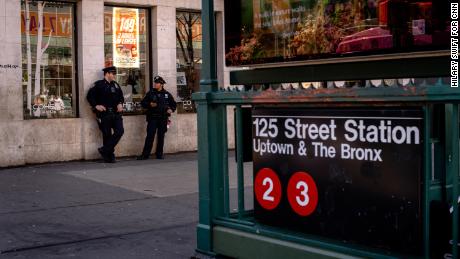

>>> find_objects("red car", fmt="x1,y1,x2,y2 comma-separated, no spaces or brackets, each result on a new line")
336,27,393,54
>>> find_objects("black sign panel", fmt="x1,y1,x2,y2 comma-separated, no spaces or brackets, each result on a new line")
252,108,423,256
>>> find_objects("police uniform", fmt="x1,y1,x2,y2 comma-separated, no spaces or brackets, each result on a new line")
138,76,177,160
87,66,124,163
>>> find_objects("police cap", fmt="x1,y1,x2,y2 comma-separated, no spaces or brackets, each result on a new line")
102,66,117,74
154,75,166,84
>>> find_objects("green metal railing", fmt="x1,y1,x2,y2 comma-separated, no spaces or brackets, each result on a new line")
195,0,460,258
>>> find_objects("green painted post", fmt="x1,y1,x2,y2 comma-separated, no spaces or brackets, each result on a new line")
222,109,230,217
195,101,228,255
196,97,213,254
195,0,224,255
452,104,460,258
445,104,459,259
235,105,245,218
423,106,432,258
453,103,459,259
200,0,217,93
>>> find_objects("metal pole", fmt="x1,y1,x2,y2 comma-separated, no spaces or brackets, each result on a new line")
200,0,217,92
451,104,459,259
223,109,230,217
235,105,245,218
423,105,432,258
445,103,459,259
196,0,222,255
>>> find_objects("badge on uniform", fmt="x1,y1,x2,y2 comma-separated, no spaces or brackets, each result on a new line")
165,94,168,99
111,87,116,93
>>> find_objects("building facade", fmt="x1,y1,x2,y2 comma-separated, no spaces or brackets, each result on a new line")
0,0,233,167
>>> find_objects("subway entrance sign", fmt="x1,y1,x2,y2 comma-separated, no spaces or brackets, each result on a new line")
252,107,423,256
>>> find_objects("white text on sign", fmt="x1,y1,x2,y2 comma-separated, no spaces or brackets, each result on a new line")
253,116,421,162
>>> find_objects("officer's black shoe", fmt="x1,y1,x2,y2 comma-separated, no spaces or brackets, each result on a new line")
137,155,149,160
98,147,105,157
156,155,164,160
98,147,109,160
98,147,114,163
108,154,116,163
102,156,115,163
106,157,116,163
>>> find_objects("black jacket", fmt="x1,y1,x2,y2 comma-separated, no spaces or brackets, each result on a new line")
87,79,124,115
141,88,177,119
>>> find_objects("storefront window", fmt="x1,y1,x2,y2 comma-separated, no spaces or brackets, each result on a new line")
21,0,77,119
225,0,450,66
104,6,150,114
176,11,202,113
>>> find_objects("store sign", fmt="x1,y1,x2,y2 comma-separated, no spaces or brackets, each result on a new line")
105,11,146,35
113,7,140,68
21,11,72,37
253,108,423,256
225,0,450,66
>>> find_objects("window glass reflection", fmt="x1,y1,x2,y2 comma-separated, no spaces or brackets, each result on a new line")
225,0,450,66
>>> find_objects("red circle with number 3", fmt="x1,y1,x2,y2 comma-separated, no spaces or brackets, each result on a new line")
254,168,282,210
287,171,318,216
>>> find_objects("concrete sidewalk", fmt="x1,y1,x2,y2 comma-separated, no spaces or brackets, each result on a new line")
0,152,253,259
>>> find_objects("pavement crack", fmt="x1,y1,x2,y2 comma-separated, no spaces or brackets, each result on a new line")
0,196,158,216
0,221,196,254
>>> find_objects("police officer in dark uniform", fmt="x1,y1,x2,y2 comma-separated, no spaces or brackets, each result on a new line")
87,66,124,163
137,75,176,160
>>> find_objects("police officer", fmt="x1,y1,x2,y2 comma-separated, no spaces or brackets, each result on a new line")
87,66,124,163
137,76,176,160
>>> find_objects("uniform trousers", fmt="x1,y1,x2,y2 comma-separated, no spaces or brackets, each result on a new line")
99,113,124,155
141,117,167,158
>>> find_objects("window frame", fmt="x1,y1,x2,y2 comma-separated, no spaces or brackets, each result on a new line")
21,0,79,120
175,9,203,114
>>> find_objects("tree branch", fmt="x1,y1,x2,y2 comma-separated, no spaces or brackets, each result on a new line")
192,33,202,40
177,17,186,28
192,15,200,25
176,28,190,64
177,25,188,45
176,17,190,39
42,29,52,55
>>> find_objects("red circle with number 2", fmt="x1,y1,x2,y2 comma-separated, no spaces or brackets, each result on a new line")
254,168,282,210
287,171,318,216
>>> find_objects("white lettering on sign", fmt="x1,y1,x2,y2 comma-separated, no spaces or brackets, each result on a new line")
341,144,383,162
253,139,294,156
344,120,420,144
284,119,337,140
253,118,279,138
252,115,421,163
262,177,275,202
59,17,70,35
295,181,310,207
312,142,336,158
